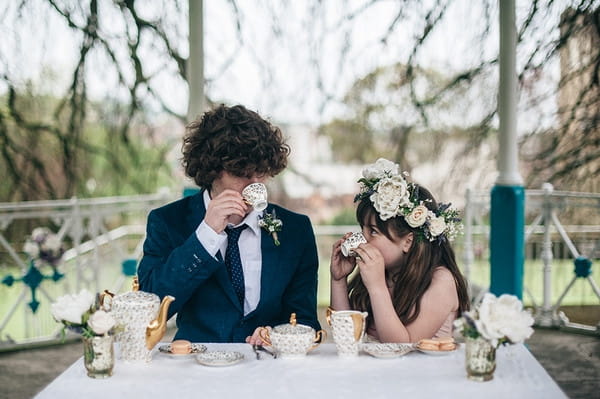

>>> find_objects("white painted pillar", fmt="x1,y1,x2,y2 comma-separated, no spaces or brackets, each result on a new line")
496,0,522,186
187,0,205,122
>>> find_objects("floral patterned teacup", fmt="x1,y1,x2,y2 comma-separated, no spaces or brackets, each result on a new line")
340,232,367,257
242,183,268,212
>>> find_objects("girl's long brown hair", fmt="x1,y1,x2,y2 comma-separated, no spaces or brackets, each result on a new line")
348,185,470,328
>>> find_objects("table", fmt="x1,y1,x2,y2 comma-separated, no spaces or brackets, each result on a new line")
35,343,566,399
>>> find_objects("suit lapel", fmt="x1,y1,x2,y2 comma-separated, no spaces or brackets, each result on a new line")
189,190,244,313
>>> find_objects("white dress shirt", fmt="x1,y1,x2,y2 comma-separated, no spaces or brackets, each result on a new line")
195,190,262,315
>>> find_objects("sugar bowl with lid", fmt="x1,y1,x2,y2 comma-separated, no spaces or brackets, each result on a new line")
258,313,325,358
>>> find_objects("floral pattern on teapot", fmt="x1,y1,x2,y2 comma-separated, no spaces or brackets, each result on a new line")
259,313,325,358
111,291,160,362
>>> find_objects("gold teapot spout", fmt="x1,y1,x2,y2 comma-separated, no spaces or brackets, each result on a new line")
145,295,175,350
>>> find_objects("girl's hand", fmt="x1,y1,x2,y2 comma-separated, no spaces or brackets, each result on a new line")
330,233,357,281
353,244,386,289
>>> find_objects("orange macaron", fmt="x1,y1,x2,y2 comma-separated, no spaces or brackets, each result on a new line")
170,339,192,354
417,337,456,351
417,338,440,350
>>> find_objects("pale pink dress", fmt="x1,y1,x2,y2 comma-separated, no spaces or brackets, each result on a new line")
365,311,457,342
432,311,457,339
365,267,459,342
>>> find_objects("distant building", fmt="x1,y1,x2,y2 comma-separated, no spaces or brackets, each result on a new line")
556,7,599,192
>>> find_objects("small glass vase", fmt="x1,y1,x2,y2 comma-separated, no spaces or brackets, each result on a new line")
83,335,115,378
465,336,496,381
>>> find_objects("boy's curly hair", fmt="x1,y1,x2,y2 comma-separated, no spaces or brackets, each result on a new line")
182,104,290,189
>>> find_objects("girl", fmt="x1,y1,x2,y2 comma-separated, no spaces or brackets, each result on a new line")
330,158,469,343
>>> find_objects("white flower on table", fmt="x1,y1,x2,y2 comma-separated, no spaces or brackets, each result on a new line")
476,293,535,346
51,289,120,338
51,289,95,325
88,310,116,335
454,292,534,348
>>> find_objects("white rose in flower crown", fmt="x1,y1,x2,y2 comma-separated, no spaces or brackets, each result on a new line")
51,289,95,325
88,310,116,335
405,204,429,227
428,215,447,237
362,158,400,180
371,177,409,220
475,293,534,347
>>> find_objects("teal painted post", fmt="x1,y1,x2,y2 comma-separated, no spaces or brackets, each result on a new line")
492,0,524,299
490,185,525,298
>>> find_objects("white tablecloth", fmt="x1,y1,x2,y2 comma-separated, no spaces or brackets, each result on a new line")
35,343,566,399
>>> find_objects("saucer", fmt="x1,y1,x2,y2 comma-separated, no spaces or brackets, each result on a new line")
362,343,415,358
196,351,244,367
158,343,207,357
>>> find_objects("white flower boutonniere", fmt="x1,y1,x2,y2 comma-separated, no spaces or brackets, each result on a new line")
259,209,283,246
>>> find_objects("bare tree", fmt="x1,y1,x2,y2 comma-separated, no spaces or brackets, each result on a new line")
316,1,599,193
0,0,190,201
0,0,597,202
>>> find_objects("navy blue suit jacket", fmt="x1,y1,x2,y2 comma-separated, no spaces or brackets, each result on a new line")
137,191,321,342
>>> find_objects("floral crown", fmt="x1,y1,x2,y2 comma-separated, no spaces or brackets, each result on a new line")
354,158,462,243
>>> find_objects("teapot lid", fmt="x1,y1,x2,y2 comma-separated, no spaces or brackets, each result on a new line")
113,290,159,305
272,313,314,335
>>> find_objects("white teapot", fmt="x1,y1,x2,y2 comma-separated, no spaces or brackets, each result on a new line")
102,278,175,362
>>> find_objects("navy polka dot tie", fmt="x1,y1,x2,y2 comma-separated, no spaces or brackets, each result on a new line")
225,224,248,307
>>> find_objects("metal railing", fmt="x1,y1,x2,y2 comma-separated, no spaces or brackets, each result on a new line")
1,185,599,349
0,193,175,350
462,184,600,334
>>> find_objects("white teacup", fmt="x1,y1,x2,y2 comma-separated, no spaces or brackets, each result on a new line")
326,307,368,357
242,183,268,212
258,314,325,358
340,232,367,257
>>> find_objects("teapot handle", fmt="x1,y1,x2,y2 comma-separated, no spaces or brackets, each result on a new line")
257,327,272,346
99,289,115,311
308,330,327,352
